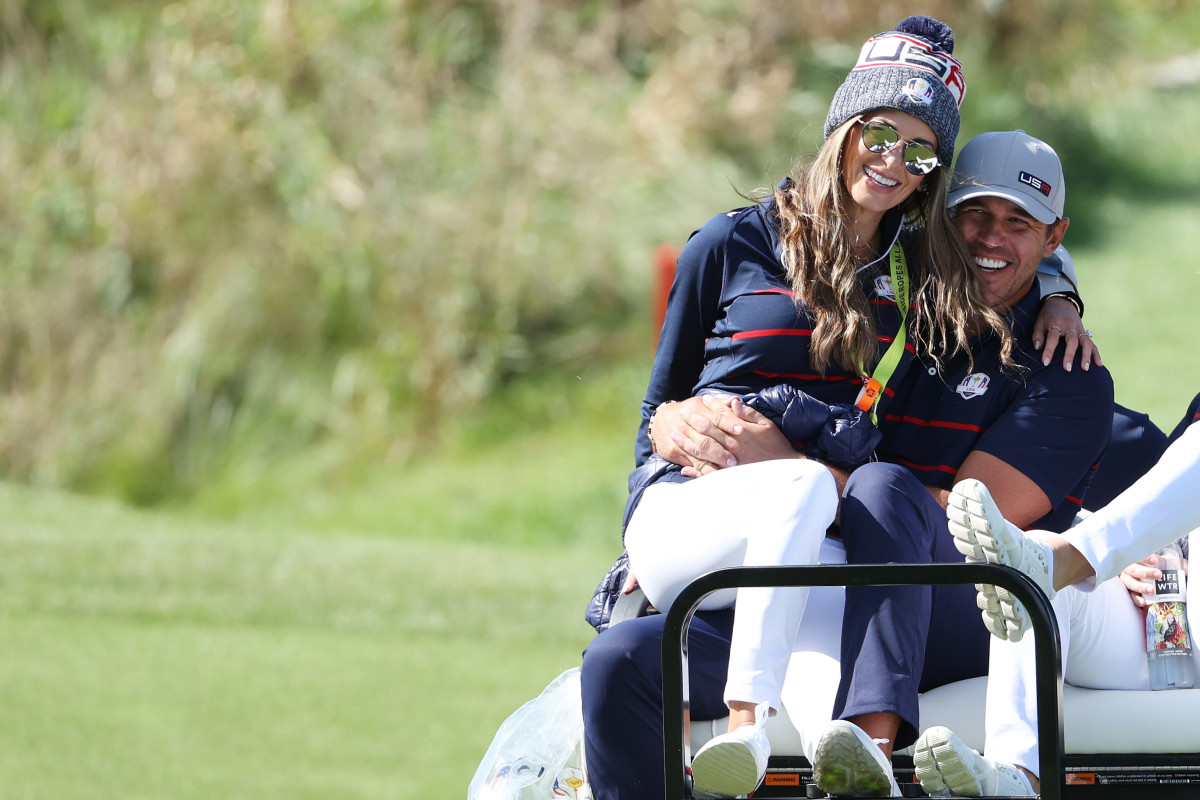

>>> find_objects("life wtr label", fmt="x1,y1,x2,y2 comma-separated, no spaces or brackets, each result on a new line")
1155,569,1185,603
1147,569,1190,651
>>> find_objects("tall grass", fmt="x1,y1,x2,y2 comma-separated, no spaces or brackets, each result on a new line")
0,0,1198,505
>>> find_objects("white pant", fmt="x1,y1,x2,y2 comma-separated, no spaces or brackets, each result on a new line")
624,458,838,711
1066,423,1200,587
779,541,847,763
986,421,1200,775
985,577,1154,772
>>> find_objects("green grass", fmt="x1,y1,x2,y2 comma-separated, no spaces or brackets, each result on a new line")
0,362,640,798
1069,197,1199,430
0,476,620,799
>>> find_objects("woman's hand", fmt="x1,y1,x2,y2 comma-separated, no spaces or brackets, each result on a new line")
1119,554,1161,608
1033,296,1101,371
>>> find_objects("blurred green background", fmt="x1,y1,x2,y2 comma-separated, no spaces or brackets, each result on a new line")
1,0,1198,797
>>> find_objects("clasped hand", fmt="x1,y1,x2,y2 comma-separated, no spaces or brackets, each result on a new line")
650,394,799,477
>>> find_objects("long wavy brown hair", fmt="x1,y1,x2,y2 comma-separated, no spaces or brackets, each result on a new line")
772,117,1015,376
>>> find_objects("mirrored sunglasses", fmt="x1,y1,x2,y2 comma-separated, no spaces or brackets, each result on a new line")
859,119,940,176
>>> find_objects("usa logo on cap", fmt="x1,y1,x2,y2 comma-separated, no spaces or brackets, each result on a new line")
1019,171,1053,197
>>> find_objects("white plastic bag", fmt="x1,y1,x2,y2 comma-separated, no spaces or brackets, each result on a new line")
468,667,589,800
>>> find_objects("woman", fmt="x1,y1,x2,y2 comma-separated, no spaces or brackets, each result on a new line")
580,16,1085,800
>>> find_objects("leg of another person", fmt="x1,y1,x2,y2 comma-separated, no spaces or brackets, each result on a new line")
986,577,1150,781
1065,423,1200,586
916,577,1149,797
581,610,735,800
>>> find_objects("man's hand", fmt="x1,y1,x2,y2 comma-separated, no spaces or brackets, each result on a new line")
677,396,799,475
649,394,801,477
1033,295,1101,372
649,396,741,474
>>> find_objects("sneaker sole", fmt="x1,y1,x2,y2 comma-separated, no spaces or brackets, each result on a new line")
812,725,892,797
690,739,762,798
913,727,984,797
948,479,1030,642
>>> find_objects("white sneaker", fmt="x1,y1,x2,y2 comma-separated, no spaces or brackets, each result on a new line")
914,726,1035,796
947,478,1055,642
812,720,898,797
690,702,771,798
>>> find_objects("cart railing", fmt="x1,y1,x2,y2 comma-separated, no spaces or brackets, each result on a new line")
660,562,1063,800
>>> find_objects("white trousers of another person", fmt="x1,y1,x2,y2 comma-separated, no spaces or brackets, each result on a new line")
624,458,838,712
984,529,1198,775
1066,423,1200,586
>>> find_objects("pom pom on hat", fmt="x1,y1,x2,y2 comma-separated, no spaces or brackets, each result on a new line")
824,16,966,167
895,15,954,53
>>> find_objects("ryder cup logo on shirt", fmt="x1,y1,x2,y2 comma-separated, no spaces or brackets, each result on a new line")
957,372,990,399
873,275,896,300
902,77,935,105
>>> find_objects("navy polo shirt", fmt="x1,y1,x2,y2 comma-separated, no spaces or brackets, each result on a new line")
635,195,914,465
877,284,1115,532
1169,391,1200,443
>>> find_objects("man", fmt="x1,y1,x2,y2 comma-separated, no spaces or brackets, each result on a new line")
796,130,1113,797
912,392,1200,797
622,131,1112,798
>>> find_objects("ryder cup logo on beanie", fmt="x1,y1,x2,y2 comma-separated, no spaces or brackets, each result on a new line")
902,77,935,105
824,15,966,167
948,130,1066,224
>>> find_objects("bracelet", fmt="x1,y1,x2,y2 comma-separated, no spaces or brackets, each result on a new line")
1044,291,1084,317
647,401,677,455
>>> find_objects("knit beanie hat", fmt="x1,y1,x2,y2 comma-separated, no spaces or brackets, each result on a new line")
824,16,966,167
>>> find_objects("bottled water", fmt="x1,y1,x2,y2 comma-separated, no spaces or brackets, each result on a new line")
1145,542,1195,690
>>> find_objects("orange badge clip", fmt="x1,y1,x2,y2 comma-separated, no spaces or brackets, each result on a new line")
855,377,882,412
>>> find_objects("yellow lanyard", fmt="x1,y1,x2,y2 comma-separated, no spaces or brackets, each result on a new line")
855,243,909,424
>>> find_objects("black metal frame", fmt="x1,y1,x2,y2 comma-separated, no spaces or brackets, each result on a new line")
660,562,1065,800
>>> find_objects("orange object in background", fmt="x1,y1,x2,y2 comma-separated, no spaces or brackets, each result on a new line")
653,244,679,346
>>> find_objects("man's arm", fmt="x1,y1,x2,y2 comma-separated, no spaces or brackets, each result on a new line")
952,449,1052,528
